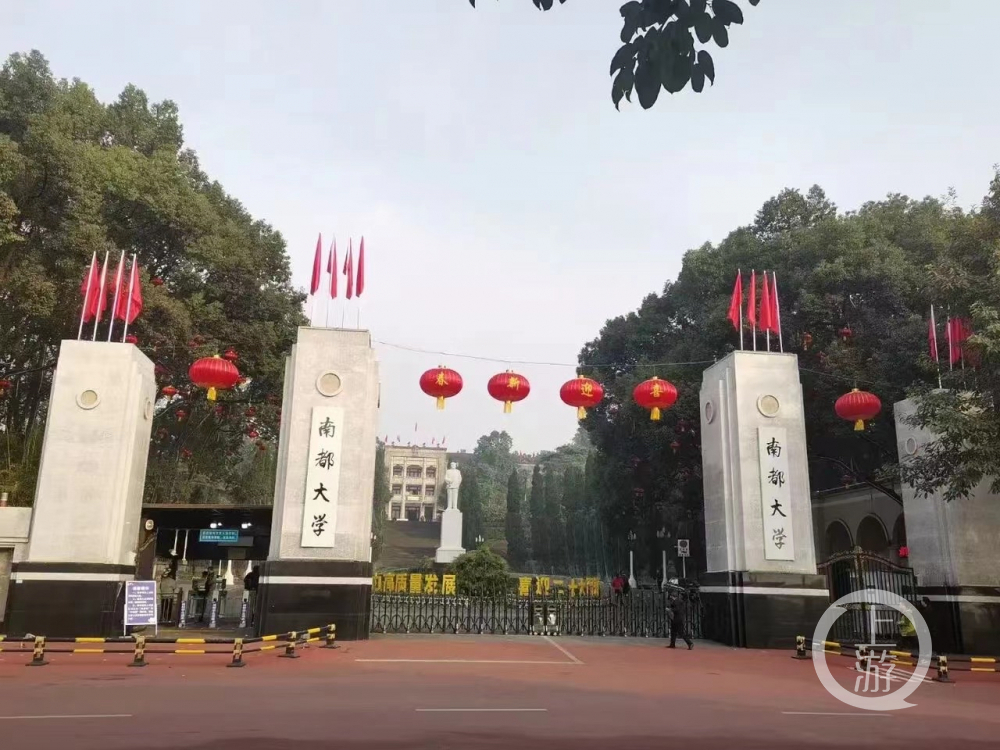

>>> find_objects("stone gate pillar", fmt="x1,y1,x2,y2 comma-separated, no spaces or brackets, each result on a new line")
5,341,156,637
698,351,828,648
257,327,379,640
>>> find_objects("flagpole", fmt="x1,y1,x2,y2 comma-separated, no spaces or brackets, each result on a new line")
77,252,96,340
773,272,783,353
92,251,109,341
947,312,953,372
107,252,125,342
121,255,137,342
751,270,757,352
738,268,744,351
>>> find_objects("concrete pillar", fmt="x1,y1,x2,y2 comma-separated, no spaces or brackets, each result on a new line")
257,327,379,640
698,352,828,648
5,341,156,637
895,398,1000,654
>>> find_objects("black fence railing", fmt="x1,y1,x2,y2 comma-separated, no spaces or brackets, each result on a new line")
371,588,702,638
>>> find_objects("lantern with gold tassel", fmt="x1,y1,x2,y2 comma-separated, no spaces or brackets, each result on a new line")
633,376,678,421
835,388,881,431
189,355,240,401
419,366,463,409
559,376,604,419
487,370,530,413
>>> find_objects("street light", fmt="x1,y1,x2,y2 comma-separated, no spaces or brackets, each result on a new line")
626,531,637,590
475,534,485,548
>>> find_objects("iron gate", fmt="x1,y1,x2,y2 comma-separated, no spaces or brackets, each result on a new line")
370,589,702,638
818,548,917,644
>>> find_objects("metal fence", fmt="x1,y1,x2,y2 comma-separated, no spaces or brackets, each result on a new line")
371,589,702,638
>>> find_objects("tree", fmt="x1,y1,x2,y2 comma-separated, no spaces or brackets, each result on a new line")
452,547,512,597
458,465,486,549
544,467,567,572
472,430,516,538
371,441,391,562
504,468,530,568
469,0,762,109
0,51,304,506
528,464,548,566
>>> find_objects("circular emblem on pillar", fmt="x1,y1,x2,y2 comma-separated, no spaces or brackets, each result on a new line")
757,394,780,418
904,437,917,455
76,389,100,410
316,371,343,397
704,401,715,424
143,399,153,420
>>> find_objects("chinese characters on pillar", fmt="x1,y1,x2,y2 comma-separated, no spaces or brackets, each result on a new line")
757,426,795,561
301,407,345,548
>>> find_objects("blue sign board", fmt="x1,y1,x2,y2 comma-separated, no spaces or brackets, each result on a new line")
199,529,240,543
124,580,158,630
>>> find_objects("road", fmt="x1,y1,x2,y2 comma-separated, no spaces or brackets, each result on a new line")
1,634,997,749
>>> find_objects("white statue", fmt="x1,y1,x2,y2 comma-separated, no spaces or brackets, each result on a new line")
444,461,462,510
436,462,465,562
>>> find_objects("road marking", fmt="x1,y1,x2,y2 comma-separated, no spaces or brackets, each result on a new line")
782,712,893,717
0,714,133,721
542,636,583,664
416,709,547,713
356,659,577,665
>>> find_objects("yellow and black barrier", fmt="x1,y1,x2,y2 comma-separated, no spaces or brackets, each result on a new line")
793,636,1000,682
0,625,338,668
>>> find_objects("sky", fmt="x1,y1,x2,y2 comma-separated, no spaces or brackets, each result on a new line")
6,1,1000,454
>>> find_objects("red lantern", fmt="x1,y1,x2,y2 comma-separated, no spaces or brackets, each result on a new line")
559,377,604,419
176,409,188,422
0,379,12,397
125,334,138,345
419,366,463,409
633,377,678,421
223,348,239,362
835,388,881,431
180,448,192,459
898,545,909,559
189,355,240,401
670,440,681,454
151,277,164,287
839,326,853,342
801,332,813,351
487,371,530,413
246,428,260,439
161,385,178,398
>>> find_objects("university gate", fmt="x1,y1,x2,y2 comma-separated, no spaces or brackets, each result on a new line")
817,548,917,644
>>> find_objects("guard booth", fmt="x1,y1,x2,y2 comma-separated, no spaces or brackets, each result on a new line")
140,504,272,627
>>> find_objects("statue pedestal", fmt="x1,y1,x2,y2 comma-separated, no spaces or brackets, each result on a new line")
5,341,156,637
435,508,465,564
895,398,1000,655
698,352,827,649
257,327,379,640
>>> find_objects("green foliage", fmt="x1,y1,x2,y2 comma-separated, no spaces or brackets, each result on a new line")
504,468,530,567
458,463,486,548
469,0,761,110
452,547,513,596
0,50,305,506
371,441,391,561
528,464,547,564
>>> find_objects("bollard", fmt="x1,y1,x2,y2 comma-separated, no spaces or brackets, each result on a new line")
238,591,249,630
129,635,147,667
322,624,338,649
178,589,188,629
935,654,953,683
227,638,246,668
793,635,810,659
279,631,300,659
27,636,47,667
208,591,219,629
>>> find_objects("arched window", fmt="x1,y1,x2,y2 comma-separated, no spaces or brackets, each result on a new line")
425,466,437,479
857,515,891,555
406,465,423,478
824,520,853,557
392,465,403,477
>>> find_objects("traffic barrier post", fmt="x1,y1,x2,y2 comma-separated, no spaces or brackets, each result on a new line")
227,638,245,668
322,624,338,649
238,591,249,630
936,654,952,683
793,635,809,659
27,636,47,667
279,631,300,659
177,587,188,629
208,591,219,629
129,635,147,667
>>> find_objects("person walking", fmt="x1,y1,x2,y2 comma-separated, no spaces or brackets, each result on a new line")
667,593,694,650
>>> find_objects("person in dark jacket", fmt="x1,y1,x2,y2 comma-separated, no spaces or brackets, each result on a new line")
667,593,694,649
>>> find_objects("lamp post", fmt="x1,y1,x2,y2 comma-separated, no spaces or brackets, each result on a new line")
370,531,377,563
656,527,668,591
627,530,637,589
475,534,485,549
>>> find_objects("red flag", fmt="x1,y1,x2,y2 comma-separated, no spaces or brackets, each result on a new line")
93,258,110,321
726,271,742,331
928,307,939,363
747,271,757,330
950,317,973,365
124,260,143,323
356,237,365,297
344,239,354,300
771,272,783,351
328,240,338,299
759,272,774,332
79,255,100,322
310,233,322,295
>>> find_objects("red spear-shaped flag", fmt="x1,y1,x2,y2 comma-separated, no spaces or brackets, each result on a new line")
747,270,757,350
328,239,338,299
356,236,365,297
343,239,354,300
727,270,742,331
759,271,774,333
928,306,939,363
310,233,322,295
